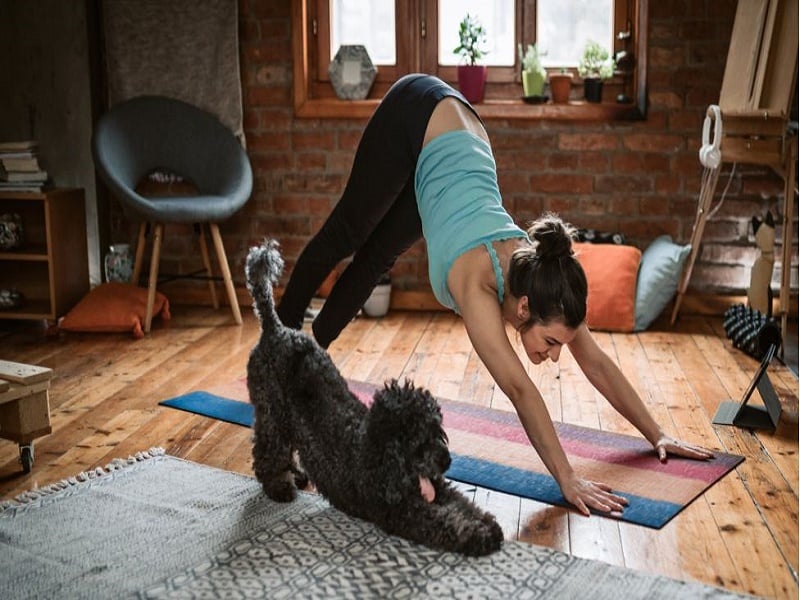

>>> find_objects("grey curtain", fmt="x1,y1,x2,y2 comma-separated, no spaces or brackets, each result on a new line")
102,0,244,144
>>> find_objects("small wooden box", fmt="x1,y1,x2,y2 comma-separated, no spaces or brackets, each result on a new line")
0,360,53,445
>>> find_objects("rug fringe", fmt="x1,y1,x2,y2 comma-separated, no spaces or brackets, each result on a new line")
0,447,165,512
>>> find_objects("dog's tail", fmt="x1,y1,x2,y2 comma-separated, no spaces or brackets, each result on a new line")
245,238,284,334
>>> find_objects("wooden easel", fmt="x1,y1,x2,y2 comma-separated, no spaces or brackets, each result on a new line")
671,0,798,342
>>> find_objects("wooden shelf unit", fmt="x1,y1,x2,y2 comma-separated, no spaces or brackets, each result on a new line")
0,188,89,322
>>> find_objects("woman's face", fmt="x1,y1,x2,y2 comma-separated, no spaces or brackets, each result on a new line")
518,320,577,364
505,295,579,365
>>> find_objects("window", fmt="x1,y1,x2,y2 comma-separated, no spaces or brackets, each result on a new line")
292,0,647,120
436,0,516,67
329,0,397,64
537,0,615,68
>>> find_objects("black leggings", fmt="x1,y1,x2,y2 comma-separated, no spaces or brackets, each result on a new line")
276,74,478,348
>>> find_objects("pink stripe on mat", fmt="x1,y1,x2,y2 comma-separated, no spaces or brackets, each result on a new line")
443,410,732,482
445,428,713,505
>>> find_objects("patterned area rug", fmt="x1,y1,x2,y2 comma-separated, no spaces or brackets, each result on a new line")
0,451,749,599
160,378,744,529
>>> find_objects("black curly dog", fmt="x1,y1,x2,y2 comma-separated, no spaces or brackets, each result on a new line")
245,239,503,556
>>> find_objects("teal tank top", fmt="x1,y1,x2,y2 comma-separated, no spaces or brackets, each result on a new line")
415,130,528,312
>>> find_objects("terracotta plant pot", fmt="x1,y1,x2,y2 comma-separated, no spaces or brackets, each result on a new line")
549,72,573,104
457,65,488,103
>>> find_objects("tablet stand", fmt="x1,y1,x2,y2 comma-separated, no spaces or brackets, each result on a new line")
712,343,781,430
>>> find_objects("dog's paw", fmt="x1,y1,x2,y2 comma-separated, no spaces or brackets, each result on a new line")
262,472,297,503
460,516,504,556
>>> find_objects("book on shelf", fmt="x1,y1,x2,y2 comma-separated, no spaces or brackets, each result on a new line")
0,150,37,159
0,140,38,152
0,169,48,183
0,182,47,193
0,155,40,172
0,141,48,191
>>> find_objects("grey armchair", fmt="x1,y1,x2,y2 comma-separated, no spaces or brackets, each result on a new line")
92,95,252,332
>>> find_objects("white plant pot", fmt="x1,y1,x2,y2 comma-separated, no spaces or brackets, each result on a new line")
362,283,391,317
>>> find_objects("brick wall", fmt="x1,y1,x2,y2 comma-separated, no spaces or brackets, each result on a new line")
112,0,798,298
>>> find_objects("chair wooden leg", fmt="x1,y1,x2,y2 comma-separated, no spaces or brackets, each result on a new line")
132,222,148,287
197,224,219,309
209,223,242,325
144,223,163,333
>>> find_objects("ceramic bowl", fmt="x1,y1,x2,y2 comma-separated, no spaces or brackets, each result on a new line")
0,213,24,249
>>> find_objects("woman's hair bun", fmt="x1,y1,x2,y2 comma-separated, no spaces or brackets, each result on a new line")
528,212,576,260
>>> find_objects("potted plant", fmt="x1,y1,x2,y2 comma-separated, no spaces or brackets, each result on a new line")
578,40,615,103
453,13,488,103
518,43,546,98
549,68,573,104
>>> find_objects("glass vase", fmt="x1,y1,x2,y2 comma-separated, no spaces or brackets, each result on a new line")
104,244,133,283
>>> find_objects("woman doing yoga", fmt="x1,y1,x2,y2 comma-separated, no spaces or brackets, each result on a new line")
277,74,713,516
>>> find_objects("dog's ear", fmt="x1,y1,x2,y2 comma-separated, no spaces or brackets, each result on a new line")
368,447,418,505
362,431,417,505
362,383,420,504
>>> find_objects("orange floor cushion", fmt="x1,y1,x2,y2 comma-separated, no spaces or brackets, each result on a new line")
573,242,642,332
58,282,170,339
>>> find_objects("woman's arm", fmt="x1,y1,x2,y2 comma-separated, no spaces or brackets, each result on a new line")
454,284,627,515
568,324,713,461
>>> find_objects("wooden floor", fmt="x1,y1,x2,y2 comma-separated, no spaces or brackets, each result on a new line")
1,307,797,599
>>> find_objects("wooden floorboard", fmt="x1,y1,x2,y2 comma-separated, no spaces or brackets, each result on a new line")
0,307,796,598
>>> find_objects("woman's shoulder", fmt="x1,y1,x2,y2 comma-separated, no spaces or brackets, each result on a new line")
448,244,497,297
449,239,525,300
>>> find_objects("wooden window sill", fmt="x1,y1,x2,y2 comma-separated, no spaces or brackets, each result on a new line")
293,97,646,121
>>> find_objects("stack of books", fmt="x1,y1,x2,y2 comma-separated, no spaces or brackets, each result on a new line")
0,141,50,193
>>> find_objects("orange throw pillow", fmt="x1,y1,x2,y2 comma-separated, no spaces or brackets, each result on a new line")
58,282,171,339
573,242,641,332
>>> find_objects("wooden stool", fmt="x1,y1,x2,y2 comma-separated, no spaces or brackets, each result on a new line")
0,360,53,473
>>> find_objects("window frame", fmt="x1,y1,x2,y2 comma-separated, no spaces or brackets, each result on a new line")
292,0,648,121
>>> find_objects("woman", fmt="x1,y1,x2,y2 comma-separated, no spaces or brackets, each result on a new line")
277,74,712,516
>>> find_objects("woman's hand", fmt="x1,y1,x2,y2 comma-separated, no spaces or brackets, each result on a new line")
560,437,713,516
654,435,714,462
561,475,629,517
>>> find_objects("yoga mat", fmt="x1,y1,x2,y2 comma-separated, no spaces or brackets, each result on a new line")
160,378,744,529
